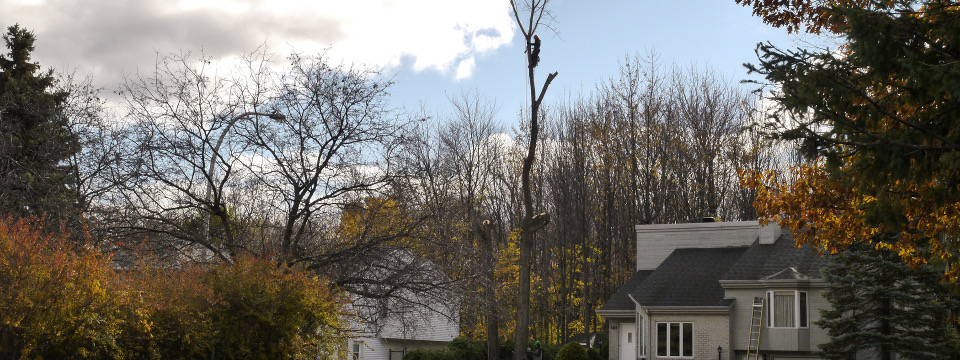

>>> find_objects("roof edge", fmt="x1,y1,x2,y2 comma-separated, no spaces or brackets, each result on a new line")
635,220,759,233
596,310,635,318
720,279,827,288
645,305,732,314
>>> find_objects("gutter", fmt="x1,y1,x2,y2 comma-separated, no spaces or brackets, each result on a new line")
628,294,647,359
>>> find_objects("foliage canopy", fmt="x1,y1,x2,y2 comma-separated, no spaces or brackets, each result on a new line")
744,0,960,277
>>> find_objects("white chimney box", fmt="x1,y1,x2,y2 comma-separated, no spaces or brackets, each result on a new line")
759,222,781,245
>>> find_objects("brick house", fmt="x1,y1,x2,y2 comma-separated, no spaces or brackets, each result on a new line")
596,220,828,360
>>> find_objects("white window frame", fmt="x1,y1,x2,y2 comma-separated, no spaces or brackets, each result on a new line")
351,340,361,360
766,290,808,329
655,321,694,358
638,317,646,359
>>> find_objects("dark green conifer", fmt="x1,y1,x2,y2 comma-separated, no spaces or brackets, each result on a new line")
0,24,78,220
818,242,960,360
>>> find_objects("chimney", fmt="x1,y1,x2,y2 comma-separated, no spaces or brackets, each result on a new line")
759,222,781,245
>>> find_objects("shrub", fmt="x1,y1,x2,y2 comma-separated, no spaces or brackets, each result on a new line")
207,256,344,359
403,348,453,360
0,217,346,359
448,337,485,360
586,347,601,360
555,341,588,360
0,218,128,359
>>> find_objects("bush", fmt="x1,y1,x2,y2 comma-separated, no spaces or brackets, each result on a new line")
0,218,128,359
499,338,515,360
555,342,588,360
448,337,485,360
0,218,345,359
403,348,453,360
587,347,601,360
542,342,561,360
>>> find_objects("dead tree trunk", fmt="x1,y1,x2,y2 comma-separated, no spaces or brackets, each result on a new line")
510,0,558,358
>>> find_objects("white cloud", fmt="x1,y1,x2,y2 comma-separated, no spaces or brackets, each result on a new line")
0,0,516,88
455,57,476,80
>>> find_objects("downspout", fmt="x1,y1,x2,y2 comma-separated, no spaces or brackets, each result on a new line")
628,294,647,359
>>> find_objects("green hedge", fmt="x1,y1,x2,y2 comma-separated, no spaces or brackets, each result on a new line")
555,342,587,360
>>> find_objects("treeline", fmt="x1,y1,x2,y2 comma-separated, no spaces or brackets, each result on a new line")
1,22,792,354
396,53,791,344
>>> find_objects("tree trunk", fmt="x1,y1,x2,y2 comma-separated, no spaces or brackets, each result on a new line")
476,221,500,360
513,44,558,360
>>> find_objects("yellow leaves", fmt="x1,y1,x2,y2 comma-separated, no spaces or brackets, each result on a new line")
742,159,960,281
0,217,348,359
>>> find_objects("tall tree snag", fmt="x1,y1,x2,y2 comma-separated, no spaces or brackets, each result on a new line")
509,0,558,358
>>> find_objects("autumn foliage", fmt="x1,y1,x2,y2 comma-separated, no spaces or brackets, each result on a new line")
734,0,879,34
742,162,960,280
0,217,344,359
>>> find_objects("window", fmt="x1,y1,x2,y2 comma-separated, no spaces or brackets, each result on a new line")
638,318,646,358
767,290,808,328
656,322,693,358
352,341,361,360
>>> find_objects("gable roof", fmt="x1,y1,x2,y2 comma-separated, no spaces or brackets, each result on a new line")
599,230,830,313
721,233,826,281
633,247,749,307
600,247,748,311
598,270,654,312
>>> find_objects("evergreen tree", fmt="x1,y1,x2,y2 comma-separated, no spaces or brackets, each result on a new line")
743,0,960,275
0,24,77,219
818,242,960,360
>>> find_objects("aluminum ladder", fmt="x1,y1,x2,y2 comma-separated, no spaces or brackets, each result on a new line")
746,296,764,360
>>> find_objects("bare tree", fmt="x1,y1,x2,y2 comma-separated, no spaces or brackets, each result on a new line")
235,53,401,262
114,49,277,261
441,91,503,358
54,72,129,239
509,0,558,357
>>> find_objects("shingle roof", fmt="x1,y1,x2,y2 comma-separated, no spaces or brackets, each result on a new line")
599,270,654,311
631,247,749,307
721,233,826,281
600,231,827,313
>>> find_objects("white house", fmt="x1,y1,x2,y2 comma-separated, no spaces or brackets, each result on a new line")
344,250,460,360
597,220,829,360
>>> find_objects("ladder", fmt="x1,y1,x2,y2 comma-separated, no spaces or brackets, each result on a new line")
746,296,765,360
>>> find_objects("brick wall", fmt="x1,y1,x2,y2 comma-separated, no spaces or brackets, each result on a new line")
647,313,730,360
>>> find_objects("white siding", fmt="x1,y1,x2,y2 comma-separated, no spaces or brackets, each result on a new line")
351,337,388,360
635,221,759,271
723,285,829,354
379,305,459,342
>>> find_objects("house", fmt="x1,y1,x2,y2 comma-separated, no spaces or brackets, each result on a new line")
346,301,459,360
343,250,460,360
597,220,828,360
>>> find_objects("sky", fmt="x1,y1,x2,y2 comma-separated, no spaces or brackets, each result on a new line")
1,0,803,124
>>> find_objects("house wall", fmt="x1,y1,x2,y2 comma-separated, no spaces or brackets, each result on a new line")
635,221,760,271
607,317,626,360
349,337,450,360
645,312,730,360
350,337,387,360
378,304,459,342
724,285,829,357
